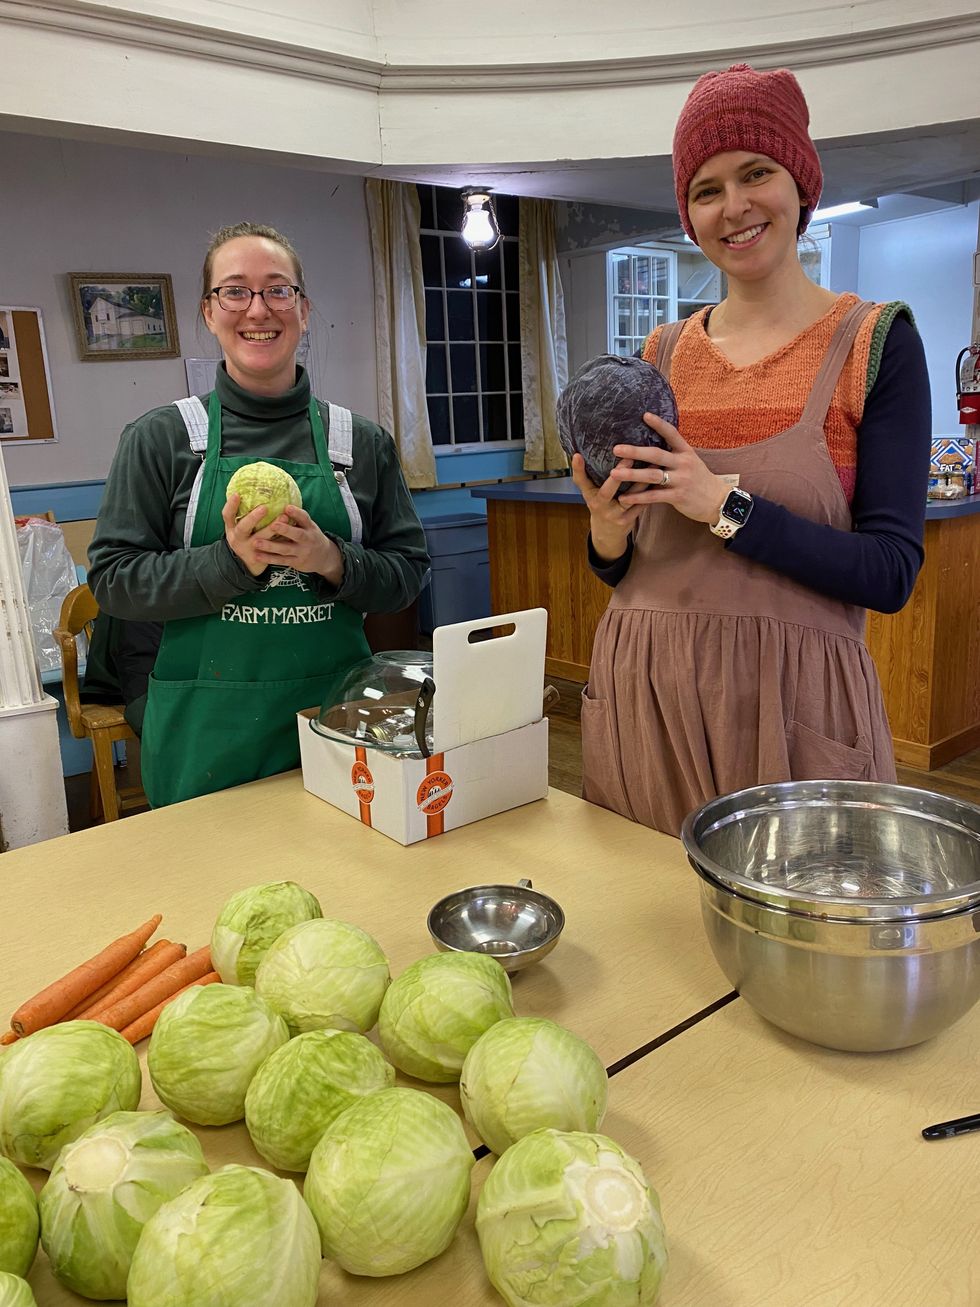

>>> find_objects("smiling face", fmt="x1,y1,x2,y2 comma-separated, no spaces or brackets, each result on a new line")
202,235,309,395
687,152,805,284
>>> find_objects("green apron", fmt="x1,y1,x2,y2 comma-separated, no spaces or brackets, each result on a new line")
141,391,370,808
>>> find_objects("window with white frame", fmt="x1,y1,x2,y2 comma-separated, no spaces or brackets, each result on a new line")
606,244,722,354
418,184,523,447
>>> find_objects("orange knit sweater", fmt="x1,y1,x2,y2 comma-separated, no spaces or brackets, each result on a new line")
643,292,905,502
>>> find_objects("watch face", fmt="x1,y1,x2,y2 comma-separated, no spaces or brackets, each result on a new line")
723,489,752,525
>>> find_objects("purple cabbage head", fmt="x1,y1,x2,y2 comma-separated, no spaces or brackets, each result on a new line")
557,354,678,488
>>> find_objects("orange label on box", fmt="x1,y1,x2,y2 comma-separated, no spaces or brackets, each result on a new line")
351,760,375,805
417,771,453,816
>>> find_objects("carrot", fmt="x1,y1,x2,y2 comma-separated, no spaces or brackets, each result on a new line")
94,947,213,1033
79,941,187,1019
0,1031,18,1046
11,914,163,1037
120,971,221,1045
62,949,153,1020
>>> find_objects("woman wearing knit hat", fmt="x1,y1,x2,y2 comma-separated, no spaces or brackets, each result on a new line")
573,63,931,836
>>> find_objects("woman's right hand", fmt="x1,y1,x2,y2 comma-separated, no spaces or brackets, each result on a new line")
570,453,644,563
222,495,275,577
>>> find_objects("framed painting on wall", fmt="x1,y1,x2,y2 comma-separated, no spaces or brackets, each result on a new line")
0,306,58,443
68,273,180,361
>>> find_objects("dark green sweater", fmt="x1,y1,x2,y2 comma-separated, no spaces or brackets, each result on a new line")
84,365,429,724
88,364,429,620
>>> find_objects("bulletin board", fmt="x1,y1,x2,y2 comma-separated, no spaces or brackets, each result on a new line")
0,306,57,443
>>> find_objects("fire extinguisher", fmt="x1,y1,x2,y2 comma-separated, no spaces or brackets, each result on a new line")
957,344,980,424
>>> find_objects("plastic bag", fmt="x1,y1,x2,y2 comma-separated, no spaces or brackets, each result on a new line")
16,517,83,675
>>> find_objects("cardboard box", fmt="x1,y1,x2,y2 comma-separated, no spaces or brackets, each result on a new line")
297,710,549,845
297,607,551,844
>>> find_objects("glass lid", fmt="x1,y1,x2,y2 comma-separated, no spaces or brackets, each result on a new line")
311,650,435,757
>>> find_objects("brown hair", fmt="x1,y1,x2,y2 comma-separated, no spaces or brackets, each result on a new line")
200,222,305,303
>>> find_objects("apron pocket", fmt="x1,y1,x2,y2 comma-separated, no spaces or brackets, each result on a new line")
580,687,637,822
786,718,873,782
143,672,328,808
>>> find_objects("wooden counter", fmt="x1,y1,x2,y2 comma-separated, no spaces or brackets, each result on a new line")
1,772,730,1306
473,480,980,769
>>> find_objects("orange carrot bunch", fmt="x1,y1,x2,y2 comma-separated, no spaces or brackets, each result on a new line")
0,915,215,1047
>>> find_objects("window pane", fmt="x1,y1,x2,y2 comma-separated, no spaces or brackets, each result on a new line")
505,292,520,340
426,344,447,393
480,344,506,390
482,393,509,441
435,187,463,232
427,395,451,445
615,297,631,338
613,255,631,295
475,292,503,340
508,343,522,390
453,395,480,442
420,235,443,288
450,344,477,393
653,259,669,298
443,238,472,289
509,392,524,441
635,302,652,338
417,184,436,230
424,290,445,341
493,193,518,238
503,240,518,291
446,291,475,340
613,338,632,357
473,247,503,290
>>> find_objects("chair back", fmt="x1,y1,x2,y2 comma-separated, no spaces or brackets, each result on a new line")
53,583,99,739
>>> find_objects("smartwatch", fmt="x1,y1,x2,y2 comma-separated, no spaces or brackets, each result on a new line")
710,487,754,540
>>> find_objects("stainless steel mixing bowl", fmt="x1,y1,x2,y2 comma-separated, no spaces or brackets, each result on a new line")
427,879,565,973
681,780,980,1052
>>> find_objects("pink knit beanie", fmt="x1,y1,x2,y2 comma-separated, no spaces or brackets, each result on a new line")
673,63,823,241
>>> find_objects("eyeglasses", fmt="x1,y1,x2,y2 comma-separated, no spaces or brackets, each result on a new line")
208,285,304,312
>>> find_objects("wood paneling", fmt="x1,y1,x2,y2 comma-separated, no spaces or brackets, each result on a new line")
488,499,980,770
487,499,609,681
866,515,980,768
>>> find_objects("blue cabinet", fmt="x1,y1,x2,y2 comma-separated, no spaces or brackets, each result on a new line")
418,514,491,635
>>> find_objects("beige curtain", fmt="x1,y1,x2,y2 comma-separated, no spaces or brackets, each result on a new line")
518,198,569,472
365,179,437,488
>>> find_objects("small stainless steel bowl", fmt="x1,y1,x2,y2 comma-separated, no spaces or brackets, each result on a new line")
427,880,565,973
681,780,980,1052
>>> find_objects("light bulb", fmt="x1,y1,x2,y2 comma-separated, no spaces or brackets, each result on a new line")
461,191,500,250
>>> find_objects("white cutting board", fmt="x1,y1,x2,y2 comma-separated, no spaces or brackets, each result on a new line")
431,608,548,752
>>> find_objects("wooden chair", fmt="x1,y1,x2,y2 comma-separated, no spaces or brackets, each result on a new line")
53,584,147,823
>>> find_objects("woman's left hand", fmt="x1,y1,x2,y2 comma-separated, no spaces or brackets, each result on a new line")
613,414,731,525
251,504,345,585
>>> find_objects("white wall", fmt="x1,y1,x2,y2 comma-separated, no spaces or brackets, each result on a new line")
857,202,979,433
0,130,379,487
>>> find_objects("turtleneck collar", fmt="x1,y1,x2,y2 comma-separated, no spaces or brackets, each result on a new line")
214,362,312,420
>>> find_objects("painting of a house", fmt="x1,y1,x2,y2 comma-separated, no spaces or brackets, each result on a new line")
68,274,180,361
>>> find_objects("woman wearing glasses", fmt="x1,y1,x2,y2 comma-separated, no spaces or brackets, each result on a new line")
86,222,429,808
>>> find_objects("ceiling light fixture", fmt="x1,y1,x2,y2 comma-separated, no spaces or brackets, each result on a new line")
460,189,500,251
811,200,875,221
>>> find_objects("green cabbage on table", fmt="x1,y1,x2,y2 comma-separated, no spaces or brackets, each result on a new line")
38,1110,209,1300
0,1272,37,1307
211,880,322,987
0,1022,141,1170
147,984,288,1125
461,1017,608,1155
127,1165,321,1307
477,1129,668,1307
245,1029,394,1172
378,951,514,1083
0,1158,38,1277
254,919,390,1036
304,1087,473,1276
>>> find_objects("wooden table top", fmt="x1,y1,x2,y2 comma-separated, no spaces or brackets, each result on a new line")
1,771,733,1306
